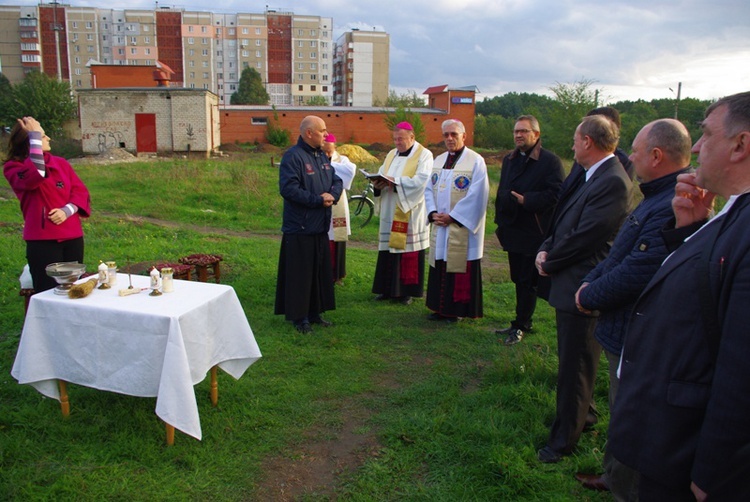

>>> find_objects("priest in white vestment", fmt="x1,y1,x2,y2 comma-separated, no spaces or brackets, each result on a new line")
323,134,357,284
425,119,489,321
371,121,434,305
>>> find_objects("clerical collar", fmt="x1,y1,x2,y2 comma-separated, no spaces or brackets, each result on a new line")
443,147,465,169
398,145,414,157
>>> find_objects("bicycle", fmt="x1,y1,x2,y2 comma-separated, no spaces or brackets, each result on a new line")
348,181,375,228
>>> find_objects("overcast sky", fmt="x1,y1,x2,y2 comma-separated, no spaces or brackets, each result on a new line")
16,0,749,103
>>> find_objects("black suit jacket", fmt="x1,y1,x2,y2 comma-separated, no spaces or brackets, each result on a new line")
610,193,750,493
538,156,631,313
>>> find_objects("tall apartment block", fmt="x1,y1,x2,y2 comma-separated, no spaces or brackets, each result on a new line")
0,4,356,106
332,29,389,107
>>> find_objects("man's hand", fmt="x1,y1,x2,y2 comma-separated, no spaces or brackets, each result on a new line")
690,481,707,501
575,283,592,314
535,251,548,276
511,191,525,205
48,208,68,225
372,175,394,191
432,212,453,227
672,172,715,228
321,192,335,207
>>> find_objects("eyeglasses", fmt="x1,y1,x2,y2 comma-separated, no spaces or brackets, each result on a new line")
514,129,534,135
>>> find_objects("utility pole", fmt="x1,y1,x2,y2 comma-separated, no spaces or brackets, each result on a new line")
52,1,63,82
674,82,681,119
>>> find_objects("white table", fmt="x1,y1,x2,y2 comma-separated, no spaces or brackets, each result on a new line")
11,273,262,442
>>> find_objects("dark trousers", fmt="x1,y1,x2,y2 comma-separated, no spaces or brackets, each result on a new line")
26,237,85,293
506,251,538,330
547,310,601,453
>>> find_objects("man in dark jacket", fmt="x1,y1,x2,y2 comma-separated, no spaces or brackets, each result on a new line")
275,115,343,333
494,115,564,345
535,115,631,463
609,91,750,501
573,118,693,497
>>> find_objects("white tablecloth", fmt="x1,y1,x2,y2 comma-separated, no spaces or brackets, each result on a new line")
11,273,262,440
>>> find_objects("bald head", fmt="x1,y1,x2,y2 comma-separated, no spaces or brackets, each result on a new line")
630,118,691,182
300,115,327,149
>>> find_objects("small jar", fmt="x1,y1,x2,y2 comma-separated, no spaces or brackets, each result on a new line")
106,261,117,286
161,267,174,293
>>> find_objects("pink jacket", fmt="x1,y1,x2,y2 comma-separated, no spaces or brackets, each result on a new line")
4,152,91,241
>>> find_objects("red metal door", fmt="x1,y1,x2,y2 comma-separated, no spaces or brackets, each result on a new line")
135,113,157,153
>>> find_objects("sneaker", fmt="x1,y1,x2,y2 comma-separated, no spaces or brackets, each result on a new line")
503,328,524,346
495,325,532,335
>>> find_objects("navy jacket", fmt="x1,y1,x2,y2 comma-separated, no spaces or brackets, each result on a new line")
279,136,342,234
578,167,690,354
610,193,750,493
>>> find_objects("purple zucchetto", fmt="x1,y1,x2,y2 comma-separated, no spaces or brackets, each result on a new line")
324,134,336,143
395,121,414,131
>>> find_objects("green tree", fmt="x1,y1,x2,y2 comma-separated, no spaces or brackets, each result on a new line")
474,115,515,150
9,71,77,137
543,78,604,157
231,67,270,105
0,73,14,128
305,95,328,106
375,89,426,108
383,107,426,145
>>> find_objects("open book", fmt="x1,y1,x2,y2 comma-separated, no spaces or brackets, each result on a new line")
359,168,396,185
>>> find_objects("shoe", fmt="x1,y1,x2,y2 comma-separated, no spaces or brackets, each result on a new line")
398,296,413,305
574,473,609,491
310,316,333,327
495,325,532,336
537,445,564,463
374,294,390,301
293,321,312,334
503,328,524,346
427,312,460,322
583,411,598,431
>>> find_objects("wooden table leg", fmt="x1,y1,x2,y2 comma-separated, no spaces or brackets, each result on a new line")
165,423,175,446
210,366,218,407
58,380,70,418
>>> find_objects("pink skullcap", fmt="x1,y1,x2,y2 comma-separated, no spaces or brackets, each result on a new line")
395,121,414,131
324,134,336,143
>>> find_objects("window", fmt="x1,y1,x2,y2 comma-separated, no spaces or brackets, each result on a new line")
145,48,151,55
189,83,195,88
217,73,223,79
229,84,236,91
202,61,208,67
72,21,78,28
298,63,304,70
322,75,328,81
188,37,194,44
297,52,303,59
252,117,268,125
21,43,38,50
310,52,316,58
298,29,304,36
88,46,94,53
256,50,261,58
189,60,195,67
201,26,207,33
310,41,316,47
311,85,316,91
72,34,79,41
241,39,248,46
322,53,328,59
118,48,124,55
255,27,261,35
310,74,317,80
311,30,316,36
322,30,328,37
298,74,304,81
229,28,235,35
216,28,221,36
102,35,107,41
203,83,209,90
189,71,195,78
217,62,223,69
87,33,93,41
229,72,236,79
255,39,261,46
131,36,137,44
298,85,303,91
322,86,328,92
256,62,261,68
298,41,303,47
74,56,80,64
76,79,82,87
242,50,248,57
322,63,328,70
86,22,93,29
143,25,149,32
145,37,150,44
189,26,194,32
217,50,223,57
310,63,317,70
203,72,209,78
202,49,209,56
75,45,80,53
189,49,195,56
130,48,137,55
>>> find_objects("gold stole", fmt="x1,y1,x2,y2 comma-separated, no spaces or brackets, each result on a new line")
332,190,348,241
429,151,475,273
383,144,424,249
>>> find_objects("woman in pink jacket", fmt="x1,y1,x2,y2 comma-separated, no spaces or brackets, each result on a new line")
4,117,91,292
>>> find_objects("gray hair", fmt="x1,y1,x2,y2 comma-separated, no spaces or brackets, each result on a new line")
516,115,540,133
441,119,465,133
579,115,619,153
706,91,750,137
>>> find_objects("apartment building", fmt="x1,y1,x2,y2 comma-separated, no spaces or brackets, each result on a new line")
332,29,389,107
0,5,347,106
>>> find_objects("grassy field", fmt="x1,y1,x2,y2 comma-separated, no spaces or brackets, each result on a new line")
0,153,610,501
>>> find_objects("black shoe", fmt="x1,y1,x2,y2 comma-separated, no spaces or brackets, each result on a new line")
583,411,598,431
537,445,564,463
310,316,333,327
427,312,443,321
495,325,532,335
293,320,312,334
398,296,413,305
503,328,524,346
373,294,390,301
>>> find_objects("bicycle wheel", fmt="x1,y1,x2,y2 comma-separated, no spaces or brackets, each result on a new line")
348,195,374,228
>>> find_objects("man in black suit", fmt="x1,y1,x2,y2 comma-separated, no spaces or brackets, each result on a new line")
609,92,750,500
535,114,631,463
494,115,564,345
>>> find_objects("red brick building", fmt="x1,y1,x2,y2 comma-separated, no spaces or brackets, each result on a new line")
220,84,478,146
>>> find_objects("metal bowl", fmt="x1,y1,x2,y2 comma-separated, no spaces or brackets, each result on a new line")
45,262,86,295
